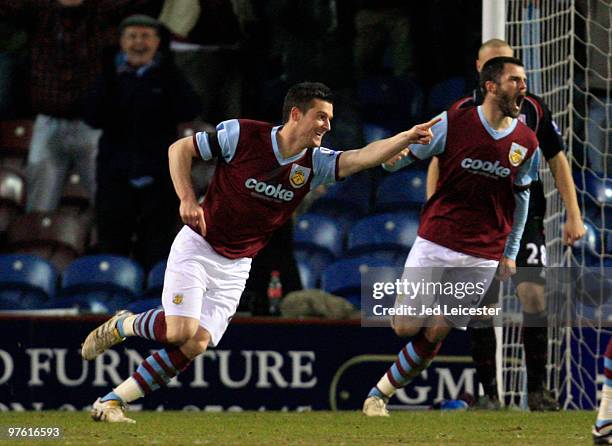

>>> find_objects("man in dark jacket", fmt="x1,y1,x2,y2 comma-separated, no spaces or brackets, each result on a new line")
85,14,201,270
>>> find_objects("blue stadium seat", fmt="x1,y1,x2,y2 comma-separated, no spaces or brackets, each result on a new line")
294,248,334,289
322,256,398,308
59,255,144,313
362,122,394,145
142,260,166,299
347,211,419,256
426,76,467,115
375,170,427,212
586,175,612,205
0,254,57,309
296,258,317,289
309,171,373,220
127,298,162,314
573,218,601,256
294,213,345,258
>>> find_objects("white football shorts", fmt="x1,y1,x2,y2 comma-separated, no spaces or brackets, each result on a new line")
162,226,252,347
396,236,499,327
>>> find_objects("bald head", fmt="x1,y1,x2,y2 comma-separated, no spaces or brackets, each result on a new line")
476,39,514,72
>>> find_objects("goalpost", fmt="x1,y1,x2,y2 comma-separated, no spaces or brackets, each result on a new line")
484,0,611,409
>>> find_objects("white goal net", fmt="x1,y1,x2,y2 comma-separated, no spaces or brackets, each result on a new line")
502,0,611,409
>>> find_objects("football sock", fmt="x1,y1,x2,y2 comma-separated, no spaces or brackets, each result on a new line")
522,311,548,393
596,339,612,430
103,346,192,404
118,309,167,343
101,381,143,404
468,324,498,398
116,313,138,337
368,331,441,400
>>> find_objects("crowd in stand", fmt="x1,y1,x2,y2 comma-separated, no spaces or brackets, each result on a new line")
20,1,611,315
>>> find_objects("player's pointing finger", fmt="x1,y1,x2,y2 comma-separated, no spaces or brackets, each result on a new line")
421,117,442,129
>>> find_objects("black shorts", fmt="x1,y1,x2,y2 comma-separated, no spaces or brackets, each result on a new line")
514,216,546,286
479,217,546,306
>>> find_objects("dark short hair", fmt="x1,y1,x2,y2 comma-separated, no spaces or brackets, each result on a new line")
282,82,333,123
479,56,524,96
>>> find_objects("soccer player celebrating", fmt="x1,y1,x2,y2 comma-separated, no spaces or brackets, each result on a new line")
81,81,439,423
427,39,584,411
362,56,541,417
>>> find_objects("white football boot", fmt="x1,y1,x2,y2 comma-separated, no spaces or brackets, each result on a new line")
362,395,390,417
91,398,135,423
81,310,133,360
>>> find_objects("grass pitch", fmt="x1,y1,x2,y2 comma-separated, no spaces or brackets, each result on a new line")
0,410,595,445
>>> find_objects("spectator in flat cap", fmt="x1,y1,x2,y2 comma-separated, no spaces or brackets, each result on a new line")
84,14,201,271
0,0,153,213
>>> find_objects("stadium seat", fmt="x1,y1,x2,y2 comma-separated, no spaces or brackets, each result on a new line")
0,166,25,208
127,297,162,314
0,166,25,242
296,258,317,289
294,213,345,258
573,220,601,256
142,259,167,299
309,171,374,220
294,248,334,289
0,119,32,157
362,122,394,145
6,211,91,272
375,170,427,212
347,211,420,259
0,254,57,310
59,255,144,313
60,172,91,213
322,256,398,308
586,175,612,205
426,76,467,115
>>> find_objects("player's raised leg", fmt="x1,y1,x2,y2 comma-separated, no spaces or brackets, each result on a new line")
90,226,250,423
363,319,448,417
593,339,612,443
92,315,206,423
81,308,170,360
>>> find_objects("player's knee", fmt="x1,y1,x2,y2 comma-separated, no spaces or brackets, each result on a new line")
186,339,208,357
391,317,420,338
165,326,198,346
180,329,211,359
517,282,545,312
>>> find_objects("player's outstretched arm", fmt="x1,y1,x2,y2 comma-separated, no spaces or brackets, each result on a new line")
547,151,585,244
168,136,207,236
336,117,441,178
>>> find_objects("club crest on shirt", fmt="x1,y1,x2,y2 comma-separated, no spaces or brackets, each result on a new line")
289,164,311,189
509,142,528,167
172,294,184,305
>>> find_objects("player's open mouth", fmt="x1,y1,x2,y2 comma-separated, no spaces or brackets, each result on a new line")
515,95,525,109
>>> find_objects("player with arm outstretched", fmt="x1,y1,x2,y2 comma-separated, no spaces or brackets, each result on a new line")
80,81,439,423
426,39,584,411
362,56,541,417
